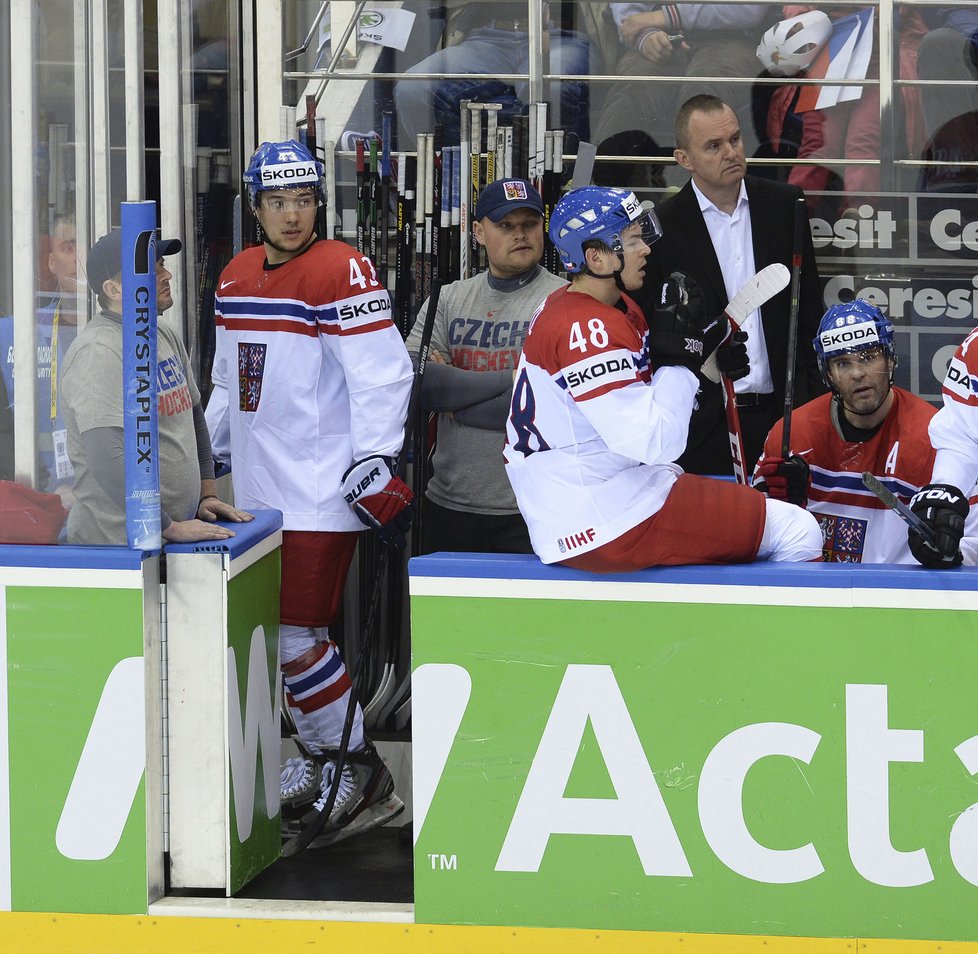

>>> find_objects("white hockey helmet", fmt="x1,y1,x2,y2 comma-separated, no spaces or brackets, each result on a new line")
756,11,832,77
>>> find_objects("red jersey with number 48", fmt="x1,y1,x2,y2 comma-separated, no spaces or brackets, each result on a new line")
503,284,699,563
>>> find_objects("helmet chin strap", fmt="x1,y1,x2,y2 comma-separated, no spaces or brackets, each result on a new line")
582,253,627,291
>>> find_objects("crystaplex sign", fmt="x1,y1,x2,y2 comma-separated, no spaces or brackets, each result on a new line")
412,590,978,940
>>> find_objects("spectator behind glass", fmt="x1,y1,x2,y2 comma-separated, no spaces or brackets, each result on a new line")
765,4,929,212
0,214,84,501
916,7,978,193
393,1,592,145
592,2,770,189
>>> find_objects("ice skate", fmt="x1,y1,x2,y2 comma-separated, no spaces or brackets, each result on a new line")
282,742,404,851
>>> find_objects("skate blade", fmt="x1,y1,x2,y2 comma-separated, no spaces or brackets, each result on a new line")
307,793,405,849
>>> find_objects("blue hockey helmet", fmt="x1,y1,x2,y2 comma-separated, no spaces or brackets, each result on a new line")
813,299,896,391
243,139,325,209
549,186,661,275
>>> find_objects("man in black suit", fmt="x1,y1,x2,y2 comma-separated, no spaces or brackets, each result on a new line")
636,94,825,477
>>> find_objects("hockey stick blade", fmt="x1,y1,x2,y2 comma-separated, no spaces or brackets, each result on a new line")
702,263,790,384
861,472,938,548
702,263,790,485
725,262,790,328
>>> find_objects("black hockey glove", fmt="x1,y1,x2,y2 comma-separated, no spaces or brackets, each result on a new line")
754,455,811,508
714,330,750,381
340,456,415,548
908,483,968,569
648,272,724,375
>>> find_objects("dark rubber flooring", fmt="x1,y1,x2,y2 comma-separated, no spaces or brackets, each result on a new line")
236,823,414,903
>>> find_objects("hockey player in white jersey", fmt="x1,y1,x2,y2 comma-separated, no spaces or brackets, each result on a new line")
754,299,978,563
909,322,978,567
503,186,823,570
206,140,413,844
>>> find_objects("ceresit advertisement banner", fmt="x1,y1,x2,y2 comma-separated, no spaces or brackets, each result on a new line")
411,558,978,941
814,193,978,402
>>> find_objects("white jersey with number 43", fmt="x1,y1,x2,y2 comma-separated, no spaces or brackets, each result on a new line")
206,239,413,532
503,284,699,564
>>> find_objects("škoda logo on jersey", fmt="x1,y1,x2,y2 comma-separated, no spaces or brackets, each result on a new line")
337,297,391,320
943,354,978,404
259,161,319,184
564,350,635,396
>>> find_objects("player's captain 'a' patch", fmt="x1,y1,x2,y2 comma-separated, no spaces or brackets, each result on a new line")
817,513,867,563
238,342,267,412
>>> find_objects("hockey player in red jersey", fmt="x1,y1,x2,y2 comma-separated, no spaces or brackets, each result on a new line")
907,322,978,567
503,186,823,569
754,299,978,564
205,140,413,844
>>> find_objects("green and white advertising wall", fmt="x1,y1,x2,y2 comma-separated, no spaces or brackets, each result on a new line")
0,547,162,914
0,511,282,916
410,555,978,944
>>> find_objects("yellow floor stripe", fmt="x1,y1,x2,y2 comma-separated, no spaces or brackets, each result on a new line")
4,913,978,954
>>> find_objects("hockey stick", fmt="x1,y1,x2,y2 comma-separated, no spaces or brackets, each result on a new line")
860,472,938,547
459,100,471,279
469,104,482,274
438,141,452,282
379,112,392,281
393,153,409,336
283,280,443,855
368,137,380,265
449,146,461,279
423,132,435,301
355,138,366,255
781,197,807,459
701,263,791,484
414,134,427,311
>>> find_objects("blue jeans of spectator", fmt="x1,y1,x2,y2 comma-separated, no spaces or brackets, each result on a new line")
394,27,591,145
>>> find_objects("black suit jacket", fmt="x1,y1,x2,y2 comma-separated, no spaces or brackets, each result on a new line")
637,175,826,475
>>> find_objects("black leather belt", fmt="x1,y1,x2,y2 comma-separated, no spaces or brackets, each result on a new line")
735,392,775,409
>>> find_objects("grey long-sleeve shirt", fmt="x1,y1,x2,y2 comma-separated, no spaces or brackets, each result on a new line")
405,265,566,515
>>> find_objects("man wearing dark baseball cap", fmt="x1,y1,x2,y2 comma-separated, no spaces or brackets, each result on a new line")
58,227,251,546
404,177,566,555
86,228,183,310
473,178,545,222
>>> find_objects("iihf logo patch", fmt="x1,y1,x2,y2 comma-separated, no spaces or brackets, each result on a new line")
817,513,867,563
238,342,267,412
503,180,529,200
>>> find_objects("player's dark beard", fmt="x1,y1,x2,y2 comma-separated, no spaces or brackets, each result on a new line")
839,380,892,418
264,231,316,256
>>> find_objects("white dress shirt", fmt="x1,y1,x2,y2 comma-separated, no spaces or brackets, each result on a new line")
690,179,774,396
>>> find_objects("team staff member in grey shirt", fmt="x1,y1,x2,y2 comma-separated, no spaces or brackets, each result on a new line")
405,179,566,553
61,229,250,545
